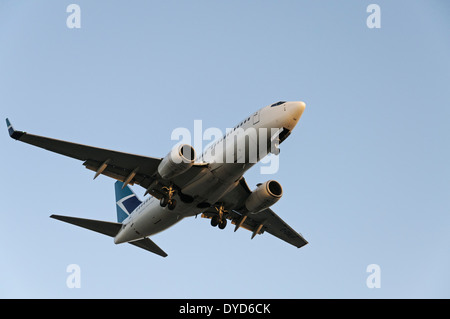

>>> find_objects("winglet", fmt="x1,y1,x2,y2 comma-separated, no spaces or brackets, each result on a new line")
6,118,14,135
5,118,25,140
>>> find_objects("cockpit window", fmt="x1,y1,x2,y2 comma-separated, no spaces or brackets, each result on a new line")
270,101,286,107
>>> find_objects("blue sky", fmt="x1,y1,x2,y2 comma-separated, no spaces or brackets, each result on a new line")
1,1,449,298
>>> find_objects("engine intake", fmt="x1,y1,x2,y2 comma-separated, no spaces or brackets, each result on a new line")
245,180,283,213
158,144,196,180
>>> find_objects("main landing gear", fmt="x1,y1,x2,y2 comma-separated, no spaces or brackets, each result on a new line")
159,185,177,210
210,204,227,230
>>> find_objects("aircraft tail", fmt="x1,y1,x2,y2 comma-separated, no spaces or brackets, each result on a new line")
115,181,142,223
50,214,168,257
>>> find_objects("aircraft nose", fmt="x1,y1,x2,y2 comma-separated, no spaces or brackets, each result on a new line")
289,101,306,121
280,101,306,131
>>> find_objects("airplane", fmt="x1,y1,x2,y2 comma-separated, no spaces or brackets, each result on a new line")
6,101,308,257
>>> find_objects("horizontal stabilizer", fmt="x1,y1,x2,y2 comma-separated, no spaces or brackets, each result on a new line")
50,214,168,257
129,238,168,257
50,214,122,237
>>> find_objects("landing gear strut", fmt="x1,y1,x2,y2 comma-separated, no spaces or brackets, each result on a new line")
210,204,227,229
160,185,177,210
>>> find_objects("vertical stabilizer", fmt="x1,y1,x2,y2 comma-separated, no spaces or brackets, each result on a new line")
115,181,142,223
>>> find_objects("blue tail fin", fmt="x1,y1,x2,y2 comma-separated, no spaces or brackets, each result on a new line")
115,181,142,223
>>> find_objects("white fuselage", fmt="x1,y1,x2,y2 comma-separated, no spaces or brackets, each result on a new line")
114,101,305,244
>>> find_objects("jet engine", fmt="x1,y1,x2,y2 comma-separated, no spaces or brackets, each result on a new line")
245,180,283,213
158,144,196,180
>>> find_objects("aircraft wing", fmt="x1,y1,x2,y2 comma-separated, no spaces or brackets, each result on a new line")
203,207,308,248
5,119,205,196
237,208,308,248
202,177,308,249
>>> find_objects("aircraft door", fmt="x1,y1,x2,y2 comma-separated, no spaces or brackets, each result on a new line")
253,111,260,124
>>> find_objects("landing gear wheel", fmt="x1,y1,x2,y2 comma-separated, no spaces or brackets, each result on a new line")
168,199,177,210
218,219,227,230
211,215,219,227
160,197,168,207
161,185,177,209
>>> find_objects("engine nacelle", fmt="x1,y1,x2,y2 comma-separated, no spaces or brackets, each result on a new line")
158,144,196,180
245,180,283,213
